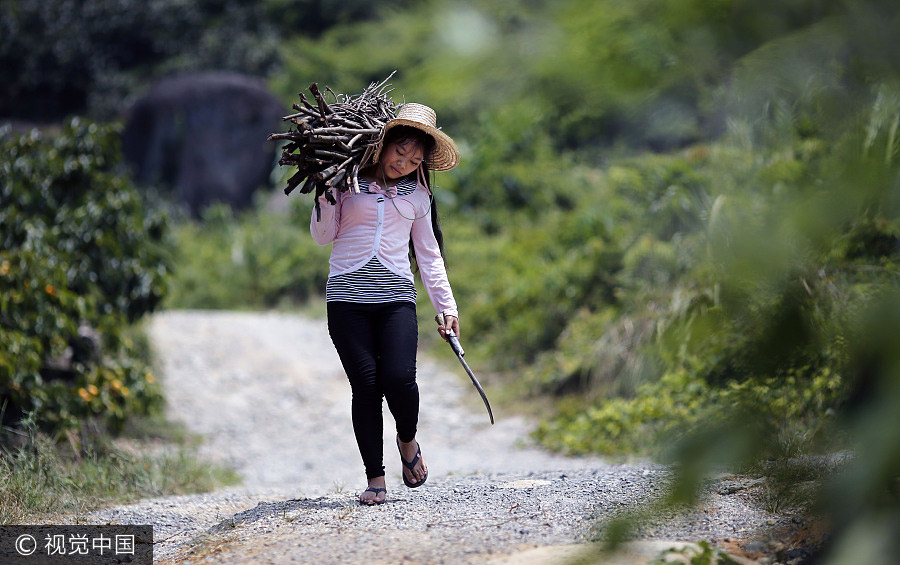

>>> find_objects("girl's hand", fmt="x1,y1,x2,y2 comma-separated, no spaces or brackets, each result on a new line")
439,315,460,341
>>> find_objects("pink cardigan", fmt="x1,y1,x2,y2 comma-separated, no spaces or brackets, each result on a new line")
310,180,459,319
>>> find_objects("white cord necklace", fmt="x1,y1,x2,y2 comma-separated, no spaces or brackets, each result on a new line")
372,167,433,221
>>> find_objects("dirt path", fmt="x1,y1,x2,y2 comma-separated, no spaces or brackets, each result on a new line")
80,310,769,564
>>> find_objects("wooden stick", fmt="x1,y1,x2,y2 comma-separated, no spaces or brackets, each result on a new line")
352,163,360,194
270,73,399,197
314,149,350,160
299,175,316,194
267,132,301,141
308,83,333,118
284,170,306,196
309,126,379,136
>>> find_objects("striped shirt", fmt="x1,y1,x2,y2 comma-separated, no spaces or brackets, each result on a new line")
325,177,418,304
311,172,458,318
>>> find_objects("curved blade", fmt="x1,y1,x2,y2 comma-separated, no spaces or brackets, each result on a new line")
455,350,495,425
436,314,494,424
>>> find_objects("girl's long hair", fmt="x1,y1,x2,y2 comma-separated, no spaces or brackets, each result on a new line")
413,163,446,271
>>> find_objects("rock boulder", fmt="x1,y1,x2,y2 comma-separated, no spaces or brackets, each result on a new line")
122,72,285,216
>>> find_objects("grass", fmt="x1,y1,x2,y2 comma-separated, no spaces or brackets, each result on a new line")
750,427,834,515
0,410,241,524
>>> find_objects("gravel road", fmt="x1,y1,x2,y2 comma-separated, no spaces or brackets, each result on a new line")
80,310,775,564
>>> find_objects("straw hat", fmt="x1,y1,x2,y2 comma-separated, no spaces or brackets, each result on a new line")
372,103,460,171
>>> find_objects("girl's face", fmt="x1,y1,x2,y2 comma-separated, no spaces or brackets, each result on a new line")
379,140,424,180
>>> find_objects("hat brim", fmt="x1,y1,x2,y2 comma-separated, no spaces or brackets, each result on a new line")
372,119,460,171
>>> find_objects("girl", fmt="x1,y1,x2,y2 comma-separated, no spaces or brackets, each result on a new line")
310,103,461,505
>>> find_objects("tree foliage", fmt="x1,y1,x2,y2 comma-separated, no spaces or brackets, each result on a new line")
5,0,896,557
0,119,170,435
0,0,281,121
268,2,900,558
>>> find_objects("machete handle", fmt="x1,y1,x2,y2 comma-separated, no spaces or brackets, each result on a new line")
435,314,465,357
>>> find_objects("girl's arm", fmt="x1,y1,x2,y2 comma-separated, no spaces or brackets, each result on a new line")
411,208,459,322
309,192,341,245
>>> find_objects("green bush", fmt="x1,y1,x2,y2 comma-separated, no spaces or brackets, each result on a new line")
164,196,331,310
0,118,170,436
182,0,900,557
535,366,844,457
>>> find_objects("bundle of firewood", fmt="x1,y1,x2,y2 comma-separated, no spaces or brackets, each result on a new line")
268,72,398,217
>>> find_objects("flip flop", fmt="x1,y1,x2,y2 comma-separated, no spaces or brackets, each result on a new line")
397,436,427,488
359,486,386,506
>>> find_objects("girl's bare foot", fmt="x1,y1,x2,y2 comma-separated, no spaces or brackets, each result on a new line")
398,437,428,485
359,477,387,505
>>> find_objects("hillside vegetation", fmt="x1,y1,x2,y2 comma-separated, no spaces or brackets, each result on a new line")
3,0,899,557
260,1,900,556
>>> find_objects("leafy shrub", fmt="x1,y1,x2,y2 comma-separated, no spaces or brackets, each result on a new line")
534,367,844,457
442,148,721,378
199,0,900,557
164,197,331,310
0,118,169,436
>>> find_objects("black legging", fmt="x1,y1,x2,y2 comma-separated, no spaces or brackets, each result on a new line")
327,300,419,479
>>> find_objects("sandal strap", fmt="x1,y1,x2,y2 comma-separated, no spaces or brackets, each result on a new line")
402,450,420,471
400,443,422,471
364,487,386,494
